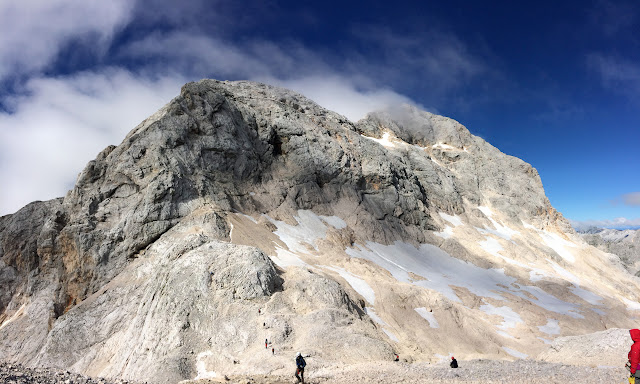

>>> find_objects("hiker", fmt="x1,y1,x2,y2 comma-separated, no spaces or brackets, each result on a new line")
295,352,306,383
265,339,268,349
394,354,399,361
450,356,458,368
629,329,640,383
272,347,275,355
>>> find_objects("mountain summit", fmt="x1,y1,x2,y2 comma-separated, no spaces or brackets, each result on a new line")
1,80,638,383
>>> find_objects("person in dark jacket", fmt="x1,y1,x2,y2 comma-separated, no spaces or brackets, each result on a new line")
629,329,640,383
295,352,306,383
450,356,458,368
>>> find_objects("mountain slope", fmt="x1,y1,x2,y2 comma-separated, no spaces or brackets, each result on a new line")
579,228,640,276
1,79,638,382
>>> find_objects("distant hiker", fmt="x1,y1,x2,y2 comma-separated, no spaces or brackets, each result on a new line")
394,354,399,361
258,309,261,314
272,347,275,355
629,329,640,383
295,352,306,383
265,339,268,349
450,356,458,368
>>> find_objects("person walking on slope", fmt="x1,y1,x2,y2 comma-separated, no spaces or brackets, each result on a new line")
629,329,640,383
295,352,306,383
450,356,458,368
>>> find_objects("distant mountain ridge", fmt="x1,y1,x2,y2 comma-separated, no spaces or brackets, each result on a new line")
578,227,640,275
1,79,639,383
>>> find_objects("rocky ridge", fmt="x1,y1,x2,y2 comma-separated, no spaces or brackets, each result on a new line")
1,79,639,383
579,228,640,275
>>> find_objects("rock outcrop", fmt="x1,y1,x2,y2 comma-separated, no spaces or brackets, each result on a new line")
1,79,639,383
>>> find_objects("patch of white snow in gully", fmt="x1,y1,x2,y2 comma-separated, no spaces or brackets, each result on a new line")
434,226,453,239
325,266,376,305
415,307,439,328
364,307,387,325
271,247,309,268
502,347,528,359
569,285,603,306
383,328,400,342
537,319,560,335
476,206,519,241
194,351,217,380
439,212,463,227
362,132,396,148
479,302,523,335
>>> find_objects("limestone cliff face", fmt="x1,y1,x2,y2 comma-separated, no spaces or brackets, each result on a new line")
0,80,637,383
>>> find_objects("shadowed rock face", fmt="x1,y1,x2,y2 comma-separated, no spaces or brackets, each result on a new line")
0,80,613,383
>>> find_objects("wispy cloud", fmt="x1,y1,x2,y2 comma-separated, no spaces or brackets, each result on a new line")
613,192,640,207
0,69,184,215
571,217,640,230
0,1,496,215
589,0,638,37
587,54,640,99
0,1,133,82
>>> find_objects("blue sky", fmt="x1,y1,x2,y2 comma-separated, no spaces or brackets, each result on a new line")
0,0,638,229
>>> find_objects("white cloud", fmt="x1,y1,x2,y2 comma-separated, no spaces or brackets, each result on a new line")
0,69,185,215
570,217,640,230
621,192,640,206
267,75,417,122
1,5,491,216
0,0,134,80
121,31,419,121
587,54,640,97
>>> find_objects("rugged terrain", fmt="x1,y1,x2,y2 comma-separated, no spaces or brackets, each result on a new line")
1,79,639,383
579,228,640,275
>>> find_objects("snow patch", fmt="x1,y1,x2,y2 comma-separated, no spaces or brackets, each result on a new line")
325,266,375,304
529,269,549,282
362,132,396,148
479,302,523,331
0,303,25,331
439,212,463,227
364,307,387,325
267,210,332,254
476,206,519,241
550,262,579,283
502,347,528,359
271,247,309,268
539,230,577,263
346,241,583,318
434,226,453,239
622,298,640,311
320,215,347,229
194,351,217,380
538,319,560,335
383,328,399,342
569,285,603,305
415,307,439,328
240,213,258,224
537,337,553,344
432,143,460,151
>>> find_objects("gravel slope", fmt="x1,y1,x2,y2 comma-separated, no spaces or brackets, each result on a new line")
182,360,628,384
2,359,628,384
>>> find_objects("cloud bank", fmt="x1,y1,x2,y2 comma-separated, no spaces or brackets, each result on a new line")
0,1,133,82
1,1,493,215
0,70,184,215
571,217,640,231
